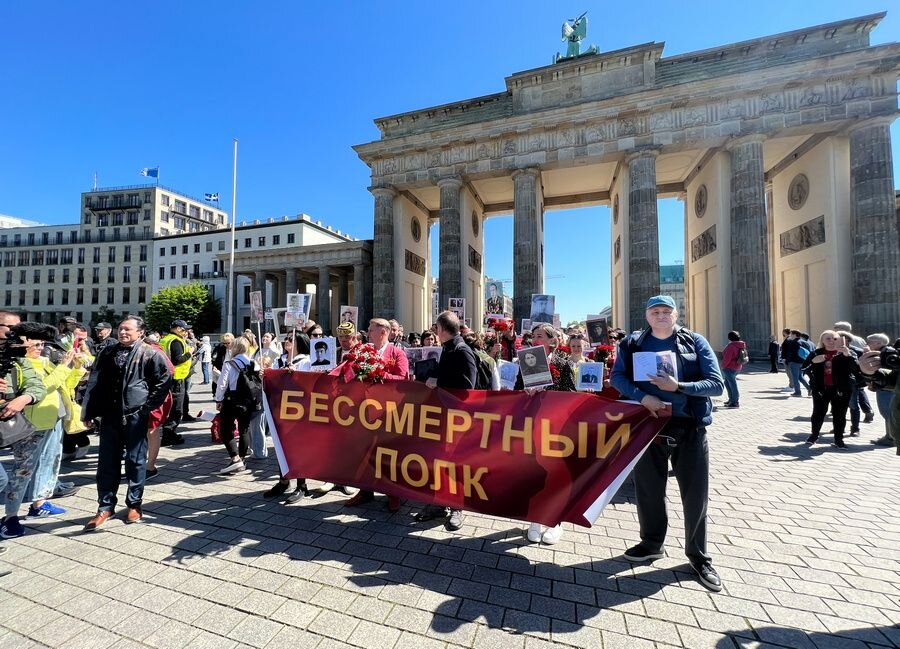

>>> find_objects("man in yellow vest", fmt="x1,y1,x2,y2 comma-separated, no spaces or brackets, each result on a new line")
159,319,193,446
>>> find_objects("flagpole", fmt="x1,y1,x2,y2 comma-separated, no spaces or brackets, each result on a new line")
226,139,238,333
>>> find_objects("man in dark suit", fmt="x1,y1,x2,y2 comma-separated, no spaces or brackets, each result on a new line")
415,310,477,531
530,295,554,324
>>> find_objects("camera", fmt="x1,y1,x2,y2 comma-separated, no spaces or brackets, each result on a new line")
882,344,900,371
0,322,60,378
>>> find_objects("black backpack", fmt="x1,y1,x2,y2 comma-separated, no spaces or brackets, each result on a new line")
225,358,262,413
474,353,493,390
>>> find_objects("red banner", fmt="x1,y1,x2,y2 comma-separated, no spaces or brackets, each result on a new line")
263,371,667,527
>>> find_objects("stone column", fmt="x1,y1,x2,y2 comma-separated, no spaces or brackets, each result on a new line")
317,265,331,333
354,263,369,328
285,268,299,295
765,181,778,335
337,273,349,314
626,151,660,332
728,135,771,358
371,186,397,320
438,177,464,310
849,117,900,335
512,168,543,324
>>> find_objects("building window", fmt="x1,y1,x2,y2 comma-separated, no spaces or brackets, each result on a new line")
98,229,106,242
107,288,114,304
77,268,84,283
189,205,200,218
97,215,108,228
218,241,225,251
123,287,130,303
47,289,54,305
18,270,25,284
77,288,84,304
139,245,147,261
55,232,63,244
83,231,91,242
161,194,170,207
159,266,165,280
17,251,29,266
218,214,225,225
32,250,44,265
84,196,93,208
122,267,130,283
4,271,10,284
41,232,48,245
18,290,25,305
61,289,69,305
108,247,116,262
161,211,169,223
33,289,39,306
273,235,280,245
139,266,147,283
287,233,295,244
206,242,213,252
93,248,101,264
169,266,176,279
143,209,151,221
62,269,69,282
92,268,100,283
159,247,165,257
70,230,78,243
243,285,251,303
203,209,213,221
193,263,200,277
61,249,72,264
4,291,10,306
143,192,152,203
78,248,85,264
48,269,55,283
244,238,252,248
83,213,92,225
174,200,187,214
107,267,115,283
258,236,265,247
138,287,146,302
182,245,188,254
194,244,200,253
174,217,185,230
47,250,58,264
181,265,188,279
33,270,40,283
27,233,35,245
127,212,138,225
123,246,131,262
113,213,124,227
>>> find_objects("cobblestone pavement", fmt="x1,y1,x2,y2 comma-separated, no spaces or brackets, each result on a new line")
1,368,899,649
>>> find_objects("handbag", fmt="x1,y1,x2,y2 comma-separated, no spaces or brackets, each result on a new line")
0,411,36,448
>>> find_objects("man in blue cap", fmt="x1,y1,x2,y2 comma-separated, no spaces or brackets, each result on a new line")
610,295,725,592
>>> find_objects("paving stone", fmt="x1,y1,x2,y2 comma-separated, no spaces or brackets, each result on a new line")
346,619,402,649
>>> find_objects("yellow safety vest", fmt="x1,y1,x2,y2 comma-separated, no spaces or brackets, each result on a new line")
160,333,191,380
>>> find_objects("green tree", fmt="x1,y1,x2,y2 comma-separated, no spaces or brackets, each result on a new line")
145,283,221,335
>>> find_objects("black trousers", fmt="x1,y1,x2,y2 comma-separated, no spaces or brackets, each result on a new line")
161,379,186,438
769,356,779,372
220,402,252,460
96,411,149,511
811,386,850,442
632,418,710,565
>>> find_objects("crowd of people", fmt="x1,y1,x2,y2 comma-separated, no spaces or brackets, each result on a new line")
1,298,897,594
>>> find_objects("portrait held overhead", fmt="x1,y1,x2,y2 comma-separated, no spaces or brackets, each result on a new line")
2,4,900,648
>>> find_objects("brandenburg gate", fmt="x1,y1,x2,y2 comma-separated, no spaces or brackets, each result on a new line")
354,13,900,356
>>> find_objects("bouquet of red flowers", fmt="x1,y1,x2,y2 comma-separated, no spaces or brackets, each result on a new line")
339,343,388,384
588,344,617,368
487,317,516,334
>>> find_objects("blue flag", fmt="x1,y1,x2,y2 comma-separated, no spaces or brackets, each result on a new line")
204,193,219,202
139,167,159,178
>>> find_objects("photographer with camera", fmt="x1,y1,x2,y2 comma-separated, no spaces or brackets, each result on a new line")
0,311,48,540
859,338,900,456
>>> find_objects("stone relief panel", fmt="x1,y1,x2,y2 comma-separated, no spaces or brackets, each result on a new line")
780,215,825,257
405,249,426,276
788,174,810,211
468,245,482,272
614,235,621,262
411,215,422,243
613,194,619,225
691,224,717,262
471,211,479,237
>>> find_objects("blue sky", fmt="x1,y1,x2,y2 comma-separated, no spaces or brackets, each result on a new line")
1,2,898,324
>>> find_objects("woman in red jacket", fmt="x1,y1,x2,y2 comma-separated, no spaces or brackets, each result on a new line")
721,331,747,408
802,330,859,448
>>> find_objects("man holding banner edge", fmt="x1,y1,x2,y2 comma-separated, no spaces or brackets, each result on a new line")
610,295,725,592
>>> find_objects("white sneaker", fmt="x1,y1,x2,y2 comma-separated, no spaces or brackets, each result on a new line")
526,522,542,543
541,525,563,545
218,460,245,475
316,482,335,493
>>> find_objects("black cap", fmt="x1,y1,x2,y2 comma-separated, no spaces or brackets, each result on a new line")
171,319,192,330
94,322,112,330
60,316,77,324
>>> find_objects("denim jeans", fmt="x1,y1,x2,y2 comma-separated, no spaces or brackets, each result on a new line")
722,369,739,405
876,389,895,440
201,362,211,384
249,409,268,458
96,411,149,511
3,429,46,518
25,419,64,502
788,363,809,395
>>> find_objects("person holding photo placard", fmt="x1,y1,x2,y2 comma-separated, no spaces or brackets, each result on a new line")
610,295,724,592
514,323,575,546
